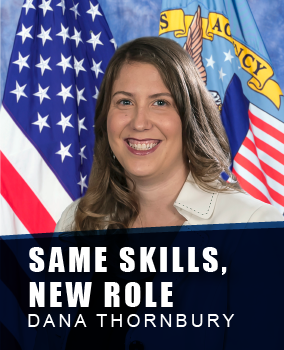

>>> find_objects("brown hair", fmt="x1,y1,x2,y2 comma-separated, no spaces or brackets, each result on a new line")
74,36,239,231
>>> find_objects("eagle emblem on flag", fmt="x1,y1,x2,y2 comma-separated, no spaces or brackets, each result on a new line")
183,6,222,110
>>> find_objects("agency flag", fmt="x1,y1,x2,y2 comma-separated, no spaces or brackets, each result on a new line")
159,0,284,215
0,0,116,235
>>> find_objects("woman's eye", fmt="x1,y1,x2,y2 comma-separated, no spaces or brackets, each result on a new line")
118,99,132,105
153,100,167,106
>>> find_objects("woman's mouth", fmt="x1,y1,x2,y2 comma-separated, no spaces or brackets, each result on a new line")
124,138,161,155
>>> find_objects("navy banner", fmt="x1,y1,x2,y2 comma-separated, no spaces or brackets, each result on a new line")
1,222,284,350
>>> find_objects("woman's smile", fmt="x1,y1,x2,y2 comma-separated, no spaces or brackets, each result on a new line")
124,138,161,155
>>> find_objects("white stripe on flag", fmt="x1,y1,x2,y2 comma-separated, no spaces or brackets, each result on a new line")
239,145,284,196
246,130,284,174
0,105,73,223
256,148,284,177
233,161,280,209
250,122,284,153
0,195,29,236
249,104,284,132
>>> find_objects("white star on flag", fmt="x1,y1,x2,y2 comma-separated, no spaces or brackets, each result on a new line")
57,84,74,104
10,81,28,102
56,54,73,74
56,0,65,15
70,2,80,20
22,0,35,15
110,38,117,50
86,2,102,22
224,50,234,63
205,55,215,69
13,52,30,73
35,55,52,76
78,145,87,164
17,24,33,44
56,24,70,44
37,25,52,46
77,172,88,194
218,68,226,81
38,0,53,16
33,84,51,104
73,57,86,77
76,86,87,106
71,27,83,48
91,59,103,78
78,116,88,135
93,86,99,99
56,113,73,133
32,113,50,132
56,142,73,162
87,31,103,51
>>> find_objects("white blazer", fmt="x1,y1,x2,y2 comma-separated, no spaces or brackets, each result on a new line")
55,173,283,232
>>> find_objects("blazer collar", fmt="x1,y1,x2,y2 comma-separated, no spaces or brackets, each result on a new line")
174,172,218,220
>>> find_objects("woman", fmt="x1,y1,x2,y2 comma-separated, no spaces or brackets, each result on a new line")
35,37,284,350
55,36,283,233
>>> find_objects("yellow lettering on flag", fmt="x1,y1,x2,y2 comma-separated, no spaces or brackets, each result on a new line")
159,10,283,108
233,41,283,108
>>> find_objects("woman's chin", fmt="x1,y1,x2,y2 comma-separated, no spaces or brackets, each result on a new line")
124,166,160,181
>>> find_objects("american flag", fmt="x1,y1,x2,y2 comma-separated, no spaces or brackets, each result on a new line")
233,104,284,214
0,0,116,235
221,74,284,215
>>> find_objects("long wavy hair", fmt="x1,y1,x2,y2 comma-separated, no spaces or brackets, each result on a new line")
74,36,239,231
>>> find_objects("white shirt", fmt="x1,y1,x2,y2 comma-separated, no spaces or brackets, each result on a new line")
55,173,283,232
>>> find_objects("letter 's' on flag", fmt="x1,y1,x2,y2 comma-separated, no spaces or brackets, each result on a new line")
159,0,284,215
0,0,116,235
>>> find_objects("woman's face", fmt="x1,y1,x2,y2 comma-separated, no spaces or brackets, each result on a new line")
107,62,186,181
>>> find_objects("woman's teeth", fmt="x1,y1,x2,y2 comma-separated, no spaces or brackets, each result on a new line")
128,142,158,150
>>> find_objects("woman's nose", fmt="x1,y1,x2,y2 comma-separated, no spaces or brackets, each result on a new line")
130,106,152,131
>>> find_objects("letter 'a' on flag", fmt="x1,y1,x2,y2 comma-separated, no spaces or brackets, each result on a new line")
0,0,116,235
159,0,284,215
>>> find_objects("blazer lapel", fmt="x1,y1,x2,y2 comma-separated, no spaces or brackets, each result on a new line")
174,173,218,221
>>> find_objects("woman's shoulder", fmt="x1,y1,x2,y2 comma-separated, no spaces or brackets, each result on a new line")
54,198,81,232
217,190,283,223
175,175,283,225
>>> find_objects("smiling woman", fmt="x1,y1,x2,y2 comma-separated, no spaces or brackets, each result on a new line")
55,37,282,232
107,62,188,228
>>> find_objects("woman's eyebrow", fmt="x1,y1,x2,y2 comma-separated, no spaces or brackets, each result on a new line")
148,92,172,98
112,91,172,98
112,91,133,98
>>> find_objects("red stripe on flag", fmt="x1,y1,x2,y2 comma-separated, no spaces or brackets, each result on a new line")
243,135,257,154
0,151,56,234
254,135,284,166
259,159,284,185
249,110,284,143
243,136,284,188
235,152,268,186
232,168,271,205
248,126,284,165
235,152,284,207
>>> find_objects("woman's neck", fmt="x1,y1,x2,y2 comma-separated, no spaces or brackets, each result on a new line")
130,164,190,228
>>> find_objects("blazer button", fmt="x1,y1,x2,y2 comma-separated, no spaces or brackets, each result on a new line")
129,340,144,350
